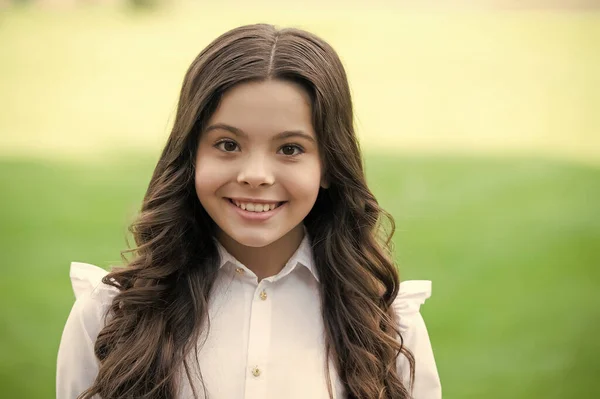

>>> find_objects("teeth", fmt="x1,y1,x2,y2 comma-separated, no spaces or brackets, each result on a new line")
231,200,280,213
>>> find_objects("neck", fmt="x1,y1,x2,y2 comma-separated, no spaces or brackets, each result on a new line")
216,224,305,281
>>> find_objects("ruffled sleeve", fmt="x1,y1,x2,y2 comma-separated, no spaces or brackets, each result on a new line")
69,262,112,299
393,280,442,399
56,262,117,399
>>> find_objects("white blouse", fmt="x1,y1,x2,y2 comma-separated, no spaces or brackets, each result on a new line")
57,234,442,399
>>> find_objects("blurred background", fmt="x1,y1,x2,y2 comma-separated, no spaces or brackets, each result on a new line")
1,0,599,397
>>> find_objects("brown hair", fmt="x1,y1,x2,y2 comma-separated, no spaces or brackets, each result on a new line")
80,23,414,399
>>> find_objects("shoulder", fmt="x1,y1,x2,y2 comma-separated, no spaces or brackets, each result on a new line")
57,263,120,396
392,280,442,398
67,262,120,341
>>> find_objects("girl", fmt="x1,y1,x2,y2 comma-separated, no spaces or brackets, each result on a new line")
57,24,441,399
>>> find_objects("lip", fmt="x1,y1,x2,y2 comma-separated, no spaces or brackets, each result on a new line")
224,198,287,221
228,197,283,204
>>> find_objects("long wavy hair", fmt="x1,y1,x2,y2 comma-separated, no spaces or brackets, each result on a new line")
80,23,414,399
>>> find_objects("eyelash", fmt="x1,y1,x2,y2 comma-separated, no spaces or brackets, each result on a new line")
214,139,305,157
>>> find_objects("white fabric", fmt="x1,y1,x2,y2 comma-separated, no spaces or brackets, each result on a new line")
57,235,441,399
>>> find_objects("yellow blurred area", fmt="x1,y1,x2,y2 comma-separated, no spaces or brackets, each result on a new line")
1,1,599,164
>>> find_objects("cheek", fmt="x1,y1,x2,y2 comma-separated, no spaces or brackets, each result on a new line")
194,158,227,199
282,163,322,202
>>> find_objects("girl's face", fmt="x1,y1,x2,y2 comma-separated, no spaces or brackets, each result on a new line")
195,79,326,248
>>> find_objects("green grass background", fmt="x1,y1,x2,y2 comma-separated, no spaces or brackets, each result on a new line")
1,2,599,398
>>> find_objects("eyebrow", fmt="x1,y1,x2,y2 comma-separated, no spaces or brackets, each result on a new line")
204,123,316,143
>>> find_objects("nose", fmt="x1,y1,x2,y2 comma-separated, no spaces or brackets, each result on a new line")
237,153,275,188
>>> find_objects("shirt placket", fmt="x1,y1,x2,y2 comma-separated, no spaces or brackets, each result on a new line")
244,279,273,398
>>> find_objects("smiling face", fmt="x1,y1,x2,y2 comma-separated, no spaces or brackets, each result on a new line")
195,79,326,249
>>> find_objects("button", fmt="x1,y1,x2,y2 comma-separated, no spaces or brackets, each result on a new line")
251,366,261,377
259,290,267,300
235,267,244,274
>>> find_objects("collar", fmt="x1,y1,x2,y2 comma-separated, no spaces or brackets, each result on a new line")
213,226,319,283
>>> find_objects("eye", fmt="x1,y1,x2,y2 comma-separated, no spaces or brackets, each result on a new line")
278,144,304,157
215,139,239,152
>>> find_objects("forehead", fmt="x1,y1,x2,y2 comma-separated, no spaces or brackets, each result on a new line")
207,79,315,138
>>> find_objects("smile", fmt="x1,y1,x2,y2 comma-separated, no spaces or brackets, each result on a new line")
228,198,284,212
225,198,287,221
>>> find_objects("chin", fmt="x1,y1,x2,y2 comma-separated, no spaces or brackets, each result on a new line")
224,229,281,248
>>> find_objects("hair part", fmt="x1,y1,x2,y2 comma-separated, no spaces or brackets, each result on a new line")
79,23,414,399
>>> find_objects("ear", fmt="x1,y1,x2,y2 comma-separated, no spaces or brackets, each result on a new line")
320,176,330,189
